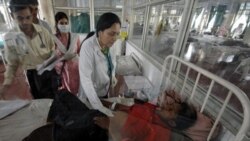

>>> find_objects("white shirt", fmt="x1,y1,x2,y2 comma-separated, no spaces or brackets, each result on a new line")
78,34,114,117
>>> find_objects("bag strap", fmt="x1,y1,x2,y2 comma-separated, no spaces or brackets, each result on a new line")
79,39,85,48
59,33,71,75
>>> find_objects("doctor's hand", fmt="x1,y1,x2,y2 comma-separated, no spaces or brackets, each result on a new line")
99,106,114,117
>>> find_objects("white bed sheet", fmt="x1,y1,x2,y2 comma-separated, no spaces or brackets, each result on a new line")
0,100,30,119
0,99,52,141
0,98,134,141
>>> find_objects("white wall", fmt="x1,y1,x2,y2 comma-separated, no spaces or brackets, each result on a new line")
126,41,162,99
39,0,55,33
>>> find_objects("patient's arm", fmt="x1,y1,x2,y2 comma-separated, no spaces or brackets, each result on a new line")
109,111,128,141
100,99,131,112
94,110,128,141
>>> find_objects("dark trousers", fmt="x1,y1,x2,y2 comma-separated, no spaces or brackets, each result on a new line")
26,69,58,99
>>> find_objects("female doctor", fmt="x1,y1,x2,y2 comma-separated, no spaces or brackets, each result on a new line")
78,12,121,117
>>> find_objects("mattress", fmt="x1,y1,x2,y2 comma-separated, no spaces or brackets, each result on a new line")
0,99,52,141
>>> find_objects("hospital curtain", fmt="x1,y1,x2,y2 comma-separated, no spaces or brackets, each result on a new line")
70,13,90,33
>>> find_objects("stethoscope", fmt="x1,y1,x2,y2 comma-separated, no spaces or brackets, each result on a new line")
38,33,46,48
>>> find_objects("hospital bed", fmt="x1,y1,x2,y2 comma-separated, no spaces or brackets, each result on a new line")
159,55,250,141
0,55,250,141
0,99,51,141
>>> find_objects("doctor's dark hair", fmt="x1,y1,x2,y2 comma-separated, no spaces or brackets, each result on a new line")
96,12,121,37
83,31,95,41
79,31,95,48
9,0,31,13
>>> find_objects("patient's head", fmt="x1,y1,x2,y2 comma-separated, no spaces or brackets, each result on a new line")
157,90,182,118
156,90,197,130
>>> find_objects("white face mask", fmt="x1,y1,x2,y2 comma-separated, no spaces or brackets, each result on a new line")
57,24,70,33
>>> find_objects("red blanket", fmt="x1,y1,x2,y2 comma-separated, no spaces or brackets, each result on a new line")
121,103,171,141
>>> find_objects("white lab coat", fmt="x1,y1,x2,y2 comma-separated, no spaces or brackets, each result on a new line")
78,34,115,117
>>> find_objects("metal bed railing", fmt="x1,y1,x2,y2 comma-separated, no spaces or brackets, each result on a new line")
159,55,250,141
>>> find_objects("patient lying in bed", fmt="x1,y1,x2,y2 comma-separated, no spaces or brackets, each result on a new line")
23,90,198,141
96,90,197,141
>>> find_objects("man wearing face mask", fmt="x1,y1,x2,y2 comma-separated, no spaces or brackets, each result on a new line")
53,12,81,95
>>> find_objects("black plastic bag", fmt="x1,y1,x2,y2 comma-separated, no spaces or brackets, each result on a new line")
47,90,109,141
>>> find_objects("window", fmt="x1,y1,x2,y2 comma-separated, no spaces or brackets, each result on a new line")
94,11,122,28
0,3,11,32
231,2,250,34
129,8,146,48
182,0,250,99
94,0,122,8
0,6,6,31
144,2,185,62
94,0,122,30
53,0,89,7
53,0,90,33
129,0,148,49
52,0,123,33
134,0,148,5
